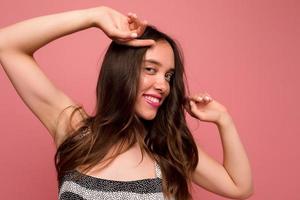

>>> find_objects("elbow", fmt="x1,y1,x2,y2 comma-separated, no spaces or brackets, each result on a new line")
0,29,16,58
237,191,253,200
234,185,254,200
222,181,254,200
0,36,16,61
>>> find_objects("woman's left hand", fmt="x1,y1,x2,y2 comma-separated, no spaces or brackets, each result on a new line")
92,6,154,47
184,92,229,124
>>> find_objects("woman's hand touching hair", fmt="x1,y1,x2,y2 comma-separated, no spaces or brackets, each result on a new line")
89,6,155,47
184,92,229,125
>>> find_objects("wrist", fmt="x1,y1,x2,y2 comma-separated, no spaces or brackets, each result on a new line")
216,112,233,127
85,6,105,28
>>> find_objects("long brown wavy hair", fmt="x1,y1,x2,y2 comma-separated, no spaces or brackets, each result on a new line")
55,26,199,200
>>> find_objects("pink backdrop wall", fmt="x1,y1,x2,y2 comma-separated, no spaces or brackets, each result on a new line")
1,0,299,199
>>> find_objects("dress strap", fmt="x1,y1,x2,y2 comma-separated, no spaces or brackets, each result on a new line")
154,161,162,179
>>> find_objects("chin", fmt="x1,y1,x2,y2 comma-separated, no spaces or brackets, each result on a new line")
137,112,157,121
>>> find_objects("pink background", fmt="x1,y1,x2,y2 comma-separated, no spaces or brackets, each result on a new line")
0,0,299,199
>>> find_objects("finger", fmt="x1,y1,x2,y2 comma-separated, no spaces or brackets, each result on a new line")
189,101,199,115
110,29,138,39
127,13,139,28
136,20,148,37
127,12,134,18
127,12,137,19
127,15,137,28
121,39,156,47
189,100,196,108
127,16,133,24
189,94,212,103
128,20,137,30
128,14,145,32
204,96,213,102
127,12,137,18
189,101,208,120
202,93,213,102
188,96,204,103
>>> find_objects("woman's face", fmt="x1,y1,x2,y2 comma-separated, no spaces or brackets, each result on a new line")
134,40,175,120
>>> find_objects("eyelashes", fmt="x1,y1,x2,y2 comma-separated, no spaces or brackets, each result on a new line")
145,67,155,73
144,67,174,82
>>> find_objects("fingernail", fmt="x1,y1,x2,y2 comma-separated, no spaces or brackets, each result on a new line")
131,33,138,38
150,40,156,45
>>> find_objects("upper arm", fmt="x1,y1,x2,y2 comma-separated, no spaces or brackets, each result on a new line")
192,143,245,199
0,51,88,147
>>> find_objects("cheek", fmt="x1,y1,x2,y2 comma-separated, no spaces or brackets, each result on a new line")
138,75,151,92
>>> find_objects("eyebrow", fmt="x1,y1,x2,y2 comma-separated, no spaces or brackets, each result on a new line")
143,59,175,72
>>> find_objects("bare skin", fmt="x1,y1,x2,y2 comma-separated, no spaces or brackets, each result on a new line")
0,6,253,199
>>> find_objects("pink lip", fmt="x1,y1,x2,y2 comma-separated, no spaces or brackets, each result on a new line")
144,97,160,108
143,94,162,108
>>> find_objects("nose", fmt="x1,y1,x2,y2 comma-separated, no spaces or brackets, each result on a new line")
153,75,168,93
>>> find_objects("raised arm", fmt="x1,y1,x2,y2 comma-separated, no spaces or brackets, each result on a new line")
185,93,253,199
0,6,153,147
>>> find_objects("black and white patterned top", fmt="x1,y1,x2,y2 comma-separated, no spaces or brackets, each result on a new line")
58,161,172,200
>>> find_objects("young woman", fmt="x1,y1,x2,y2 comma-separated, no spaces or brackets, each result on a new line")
0,6,253,200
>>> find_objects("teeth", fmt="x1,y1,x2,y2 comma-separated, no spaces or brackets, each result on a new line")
144,95,160,103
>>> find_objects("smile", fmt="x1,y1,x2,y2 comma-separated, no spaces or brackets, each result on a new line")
143,95,161,108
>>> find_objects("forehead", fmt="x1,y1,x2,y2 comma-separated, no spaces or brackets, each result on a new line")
143,40,175,70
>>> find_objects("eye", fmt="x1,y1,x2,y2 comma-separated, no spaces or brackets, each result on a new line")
144,67,156,74
165,72,174,82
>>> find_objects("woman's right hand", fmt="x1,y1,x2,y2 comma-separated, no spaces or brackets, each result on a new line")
90,6,155,47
